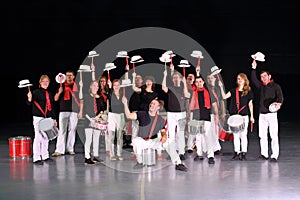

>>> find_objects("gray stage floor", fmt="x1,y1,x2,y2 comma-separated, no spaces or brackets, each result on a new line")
0,121,300,200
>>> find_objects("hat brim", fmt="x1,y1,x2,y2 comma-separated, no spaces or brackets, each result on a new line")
191,54,204,58
120,83,133,87
18,84,32,88
178,65,191,67
55,74,66,84
130,59,144,63
103,66,117,71
116,55,129,58
211,69,222,76
251,55,265,62
77,69,92,72
159,57,171,63
88,54,99,58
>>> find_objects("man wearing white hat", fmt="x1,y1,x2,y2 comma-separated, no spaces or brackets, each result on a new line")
52,70,83,157
251,60,283,162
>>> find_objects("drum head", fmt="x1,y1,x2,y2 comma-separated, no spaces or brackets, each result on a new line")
38,118,54,131
269,103,278,112
227,115,244,126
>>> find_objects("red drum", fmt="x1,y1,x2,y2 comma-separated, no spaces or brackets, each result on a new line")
9,136,32,159
218,114,234,141
219,129,234,141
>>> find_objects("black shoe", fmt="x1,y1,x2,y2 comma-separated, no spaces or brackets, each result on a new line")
257,155,268,160
43,158,54,162
231,152,240,161
85,158,96,166
33,160,44,165
208,157,215,164
187,149,193,154
270,158,277,162
179,154,186,160
93,157,104,163
133,162,144,169
240,152,247,161
175,164,188,172
194,155,204,161
214,150,223,156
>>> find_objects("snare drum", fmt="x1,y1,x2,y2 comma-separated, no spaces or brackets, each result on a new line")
269,102,279,112
38,118,58,140
227,114,245,133
89,119,108,132
9,136,32,159
188,120,205,135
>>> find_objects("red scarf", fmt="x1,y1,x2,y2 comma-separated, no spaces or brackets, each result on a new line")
189,85,211,110
262,79,273,86
93,94,98,114
45,90,52,111
64,81,78,100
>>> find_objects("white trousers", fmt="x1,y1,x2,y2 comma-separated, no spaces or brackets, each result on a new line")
84,128,101,158
55,112,78,154
232,115,249,153
32,116,50,162
167,111,186,155
107,112,125,157
259,113,279,159
210,114,222,152
132,136,181,165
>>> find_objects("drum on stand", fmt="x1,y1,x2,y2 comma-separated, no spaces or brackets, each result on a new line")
9,136,32,159
38,118,59,140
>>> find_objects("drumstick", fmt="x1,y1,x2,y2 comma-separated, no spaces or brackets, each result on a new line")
59,74,63,88
79,71,83,99
107,70,110,81
250,121,253,132
132,63,136,73
123,87,126,96
27,85,31,92
183,67,186,78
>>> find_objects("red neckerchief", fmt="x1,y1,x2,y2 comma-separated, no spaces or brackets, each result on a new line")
262,79,273,86
34,89,51,117
189,85,211,110
93,94,98,114
64,81,78,100
100,91,107,102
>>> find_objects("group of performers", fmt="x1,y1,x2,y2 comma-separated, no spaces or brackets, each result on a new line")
21,50,283,171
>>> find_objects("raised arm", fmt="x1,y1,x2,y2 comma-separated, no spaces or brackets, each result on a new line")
162,69,168,93
122,96,137,120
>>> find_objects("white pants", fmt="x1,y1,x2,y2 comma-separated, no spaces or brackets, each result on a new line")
84,128,101,158
259,113,279,159
55,112,78,154
210,114,222,152
107,112,125,157
232,115,249,153
167,111,186,155
32,116,50,162
132,136,181,165
194,121,214,158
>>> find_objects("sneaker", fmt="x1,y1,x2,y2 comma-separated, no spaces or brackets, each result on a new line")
194,155,204,161
33,160,44,165
257,155,268,160
179,154,186,160
133,162,144,169
110,156,116,161
208,157,215,164
240,152,247,161
51,152,62,157
67,151,75,155
270,158,277,162
43,158,54,162
85,158,96,165
157,154,163,161
187,149,193,154
175,164,188,172
93,157,104,163
118,156,124,161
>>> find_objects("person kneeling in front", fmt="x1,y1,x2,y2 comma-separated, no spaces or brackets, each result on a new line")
122,96,188,172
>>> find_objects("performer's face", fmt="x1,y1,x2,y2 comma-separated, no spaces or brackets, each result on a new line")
195,78,205,88
66,72,74,83
40,78,50,89
260,72,271,85
149,100,160,112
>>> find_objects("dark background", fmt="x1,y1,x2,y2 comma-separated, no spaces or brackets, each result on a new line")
3,0,298,125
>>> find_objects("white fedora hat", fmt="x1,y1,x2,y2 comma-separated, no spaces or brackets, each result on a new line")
251,52,265,62
210,66,222,76
55,73,66,84
77,65,91,72
120,79,132,87
116,51,129,58
104,63,117,71
191,50,204,58
18,79,32,88
178,60,191,67
88,50,99,58
130,55,144,63
159,53,172,63
163,50,176,58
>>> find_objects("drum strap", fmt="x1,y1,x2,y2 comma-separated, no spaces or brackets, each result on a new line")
34,101,47,117
235,88,246,114
146,113,158,140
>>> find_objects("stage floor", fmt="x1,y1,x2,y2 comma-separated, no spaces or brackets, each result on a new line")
0,122,300,200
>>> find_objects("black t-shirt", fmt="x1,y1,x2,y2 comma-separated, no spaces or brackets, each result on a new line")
136,111,165,139
228,88,254,116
